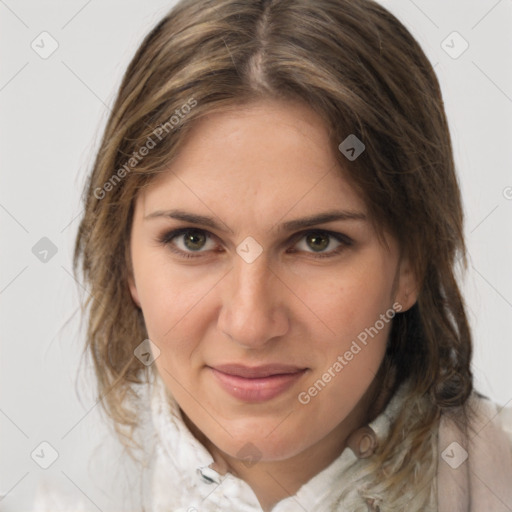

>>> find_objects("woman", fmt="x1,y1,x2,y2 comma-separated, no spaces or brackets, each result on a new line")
40,0,512,510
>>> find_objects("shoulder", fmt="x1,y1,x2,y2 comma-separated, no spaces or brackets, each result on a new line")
438,392,512,453
437,393,512,512
477,394,512,443
464,393,512,454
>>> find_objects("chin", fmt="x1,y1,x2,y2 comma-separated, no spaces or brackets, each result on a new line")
217,428,309,464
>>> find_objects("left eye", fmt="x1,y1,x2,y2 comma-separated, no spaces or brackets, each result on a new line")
293,231,341,253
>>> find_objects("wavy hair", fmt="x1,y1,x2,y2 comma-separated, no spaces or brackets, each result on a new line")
74,0,474,508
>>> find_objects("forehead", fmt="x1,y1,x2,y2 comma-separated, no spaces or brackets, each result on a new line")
137,99,367,219
195,100,333,168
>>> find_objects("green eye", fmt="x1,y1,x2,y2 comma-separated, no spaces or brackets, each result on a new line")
291,230,352,259
305,232,330,252
182,229,208,251
159,228,216,257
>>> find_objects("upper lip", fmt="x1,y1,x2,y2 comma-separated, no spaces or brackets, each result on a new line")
210,363,307,378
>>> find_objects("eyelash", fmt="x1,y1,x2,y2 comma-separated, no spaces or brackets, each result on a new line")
156,228,353,260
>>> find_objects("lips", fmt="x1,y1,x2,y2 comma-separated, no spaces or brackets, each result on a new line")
208,363,308,402
211,363,306,378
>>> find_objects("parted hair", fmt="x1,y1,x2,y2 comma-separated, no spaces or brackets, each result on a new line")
74,0,474,509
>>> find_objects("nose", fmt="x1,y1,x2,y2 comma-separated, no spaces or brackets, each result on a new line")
217,254,290,349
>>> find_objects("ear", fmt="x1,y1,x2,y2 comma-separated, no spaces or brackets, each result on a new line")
393,257,419,313
127,272,141,308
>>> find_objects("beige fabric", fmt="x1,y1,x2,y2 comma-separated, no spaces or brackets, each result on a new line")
438,396,512,512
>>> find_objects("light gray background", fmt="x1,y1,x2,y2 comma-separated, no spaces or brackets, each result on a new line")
1,0,511,510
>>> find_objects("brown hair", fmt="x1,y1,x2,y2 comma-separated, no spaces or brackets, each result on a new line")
74,0,473,507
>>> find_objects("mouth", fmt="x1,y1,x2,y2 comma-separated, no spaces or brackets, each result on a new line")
208,363,308,402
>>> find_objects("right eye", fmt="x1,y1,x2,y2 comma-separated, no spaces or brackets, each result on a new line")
158,228,220,258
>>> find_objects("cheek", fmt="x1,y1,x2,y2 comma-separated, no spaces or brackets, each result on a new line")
132,253,220,367
297,305,392,435
132,244,196,325
296,259,395,345
292,259,394,406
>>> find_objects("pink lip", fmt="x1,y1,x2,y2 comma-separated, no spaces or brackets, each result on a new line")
208,364,308,402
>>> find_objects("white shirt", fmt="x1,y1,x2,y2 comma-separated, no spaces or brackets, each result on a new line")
32,372,512,511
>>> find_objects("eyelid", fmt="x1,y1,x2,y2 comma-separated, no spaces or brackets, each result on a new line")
159,227,216,245
288,228,353,246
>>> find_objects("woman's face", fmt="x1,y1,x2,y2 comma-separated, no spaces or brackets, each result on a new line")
129,99,416,464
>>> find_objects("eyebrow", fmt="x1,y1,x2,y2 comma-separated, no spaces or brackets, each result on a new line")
144,208,367,233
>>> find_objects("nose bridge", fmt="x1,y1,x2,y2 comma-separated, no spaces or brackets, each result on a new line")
218,253,288,347
232,254,276,319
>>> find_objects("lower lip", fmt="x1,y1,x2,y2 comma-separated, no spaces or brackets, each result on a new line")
209,367,307,402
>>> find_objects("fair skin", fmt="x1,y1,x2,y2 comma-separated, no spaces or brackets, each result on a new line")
128,98,417,511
